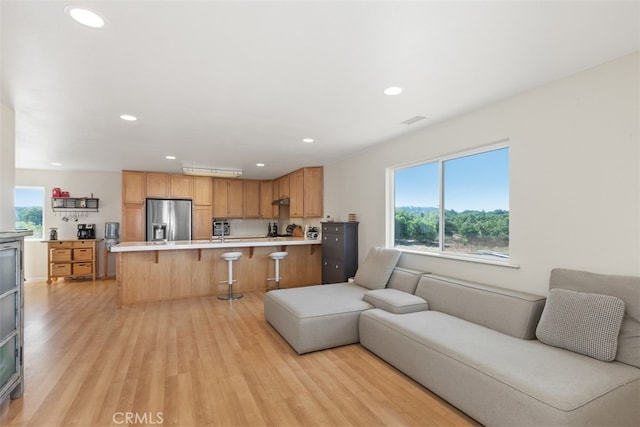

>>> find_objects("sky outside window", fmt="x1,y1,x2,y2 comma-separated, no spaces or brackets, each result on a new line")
395,147,509,211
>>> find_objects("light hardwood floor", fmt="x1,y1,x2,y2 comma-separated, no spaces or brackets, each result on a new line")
1,279,479,427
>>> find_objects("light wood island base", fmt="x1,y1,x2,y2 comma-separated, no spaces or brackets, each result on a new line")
116,243,321,305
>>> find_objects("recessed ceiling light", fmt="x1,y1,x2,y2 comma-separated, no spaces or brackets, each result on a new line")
120,114,137,121
302,138,314,143
51,162,62,166
256,163,265,167
166,156,176,160
65,7,105,28
384,86,403,96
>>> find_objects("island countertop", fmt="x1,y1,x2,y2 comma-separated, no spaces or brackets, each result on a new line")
110,237,321,252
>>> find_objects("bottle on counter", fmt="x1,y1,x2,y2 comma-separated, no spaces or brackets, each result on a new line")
268,222,272,236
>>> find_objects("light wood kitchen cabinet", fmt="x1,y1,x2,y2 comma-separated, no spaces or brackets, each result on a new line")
287,167,324,218
228,179,244,218
289,169,304,218
277,174,290,199
303,166,324,218
193,205,212,239
212,178,244,218
122,171,146,204
212,178,228,218
193,176,212,205
147,173,170,197
122,204,145,241
170,175,193,199
260,180,278,219
243,180,261,219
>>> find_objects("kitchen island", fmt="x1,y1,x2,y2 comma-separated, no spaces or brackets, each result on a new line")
111,237,321,305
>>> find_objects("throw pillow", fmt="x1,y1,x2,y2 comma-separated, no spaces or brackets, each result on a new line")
353,247,401,290
536,288,625,362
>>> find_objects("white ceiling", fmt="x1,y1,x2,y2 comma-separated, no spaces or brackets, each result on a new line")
2,1,638,179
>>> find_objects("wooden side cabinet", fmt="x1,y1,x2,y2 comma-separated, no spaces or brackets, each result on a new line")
44,240,102,284
321,222,358,284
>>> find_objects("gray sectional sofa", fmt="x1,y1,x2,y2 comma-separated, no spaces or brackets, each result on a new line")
264,247,640,426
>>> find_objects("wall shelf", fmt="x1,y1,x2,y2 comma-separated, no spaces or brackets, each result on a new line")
51,198,99,212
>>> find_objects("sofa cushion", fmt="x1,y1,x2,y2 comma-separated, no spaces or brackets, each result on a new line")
363,289,429,314
415,275,546,339
386,267,424,294
536,288,625,362
549,268,640,368
353,247,401,290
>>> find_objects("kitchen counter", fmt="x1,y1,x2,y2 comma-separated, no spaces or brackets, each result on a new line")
110,236,320,252
114,237,322,305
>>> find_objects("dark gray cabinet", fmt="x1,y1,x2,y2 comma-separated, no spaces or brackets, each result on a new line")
321,222,358,284
0,231,30,405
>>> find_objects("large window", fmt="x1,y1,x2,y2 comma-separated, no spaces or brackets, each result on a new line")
392,145,509,259
15,187,44,239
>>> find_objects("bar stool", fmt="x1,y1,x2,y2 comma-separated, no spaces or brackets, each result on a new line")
219,251,243,300
267,251,288,290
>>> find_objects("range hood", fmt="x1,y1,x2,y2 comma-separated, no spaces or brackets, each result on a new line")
272,198,290,206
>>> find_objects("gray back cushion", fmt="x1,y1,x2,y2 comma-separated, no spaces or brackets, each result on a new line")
536,288,625,361
415,275,546,339
387,267,425,294
353,247,401,290
549,268,640,368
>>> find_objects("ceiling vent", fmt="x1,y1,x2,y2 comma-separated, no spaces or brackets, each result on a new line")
401,116,426,125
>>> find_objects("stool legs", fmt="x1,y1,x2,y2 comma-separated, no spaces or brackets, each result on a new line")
267,252,288,291
219,257,242,300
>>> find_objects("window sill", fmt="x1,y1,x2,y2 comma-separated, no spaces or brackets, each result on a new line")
398,248,520,269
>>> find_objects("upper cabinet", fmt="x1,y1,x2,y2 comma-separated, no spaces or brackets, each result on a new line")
227,179,244,218
212,178,229,218
243,180,261,219
193,176,212,206
260,180,278,219
303,167,323,218
147,173,170,197
122,171,146,204
170,175,193,199
212,178,243,219
289,169,304,218
289,167,324,218
147,173,193,199
277,174,290,199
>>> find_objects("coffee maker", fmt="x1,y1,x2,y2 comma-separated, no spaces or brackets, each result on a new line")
77,224,96,239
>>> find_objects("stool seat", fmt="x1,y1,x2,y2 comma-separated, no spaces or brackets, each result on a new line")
219,251,243,300
221,251,243,261
267,251,288,291
269,251,289,260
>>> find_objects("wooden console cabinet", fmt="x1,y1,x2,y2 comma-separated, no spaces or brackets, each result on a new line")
44,239,102,284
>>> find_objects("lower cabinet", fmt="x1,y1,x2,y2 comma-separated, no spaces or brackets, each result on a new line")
45,240,102,284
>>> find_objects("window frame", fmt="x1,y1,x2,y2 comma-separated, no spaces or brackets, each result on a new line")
386,140,517,268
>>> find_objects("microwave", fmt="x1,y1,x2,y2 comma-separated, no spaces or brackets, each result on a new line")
212,219,230,236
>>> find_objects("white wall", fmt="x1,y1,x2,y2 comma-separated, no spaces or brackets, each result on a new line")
0,104,16,230
324,52,639,296
16,169,122,281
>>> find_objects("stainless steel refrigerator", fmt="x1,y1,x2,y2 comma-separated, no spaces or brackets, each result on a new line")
146,198,192,241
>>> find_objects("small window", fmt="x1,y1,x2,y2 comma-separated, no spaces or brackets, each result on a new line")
392,145,509,259
15,187,45,239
